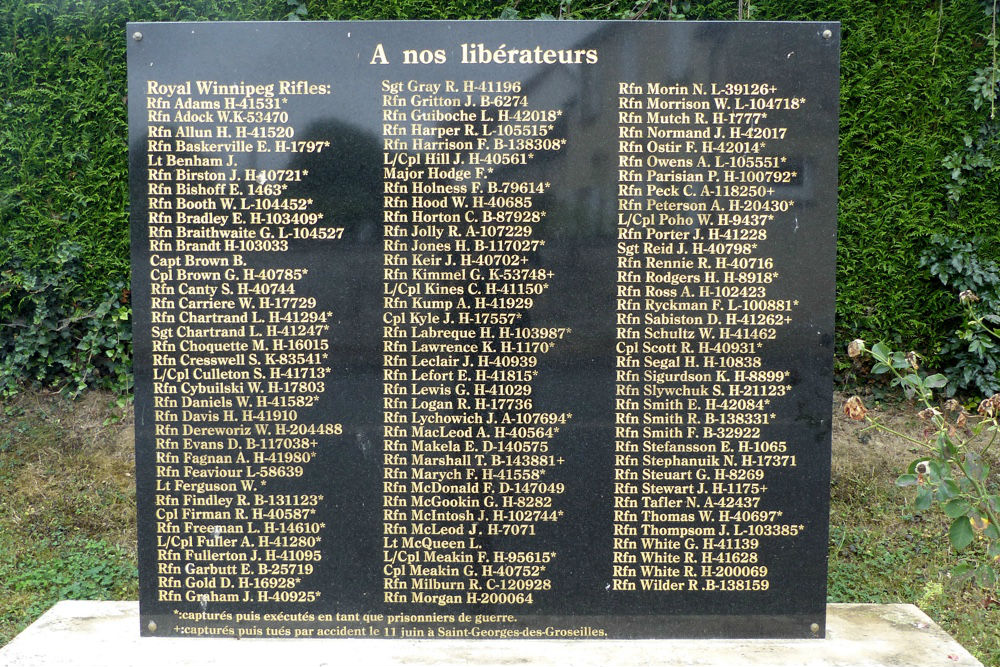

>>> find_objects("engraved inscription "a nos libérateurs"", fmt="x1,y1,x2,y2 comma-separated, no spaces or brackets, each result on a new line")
132,22,836,641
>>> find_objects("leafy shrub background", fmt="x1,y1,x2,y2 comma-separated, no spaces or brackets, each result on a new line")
1,0,998,392
919,234,1000,397
0,240,131,397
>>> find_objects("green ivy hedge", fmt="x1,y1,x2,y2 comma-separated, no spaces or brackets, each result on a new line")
1,0,998,394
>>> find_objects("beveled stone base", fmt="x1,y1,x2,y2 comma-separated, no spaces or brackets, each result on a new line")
0,602,982,667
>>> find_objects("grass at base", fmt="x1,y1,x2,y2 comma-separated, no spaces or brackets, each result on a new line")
0,391,996,665
829,474,1000,664
0,391,137,647
830,395,1000,666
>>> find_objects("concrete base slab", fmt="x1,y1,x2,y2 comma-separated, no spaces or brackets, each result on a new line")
0,601,983,667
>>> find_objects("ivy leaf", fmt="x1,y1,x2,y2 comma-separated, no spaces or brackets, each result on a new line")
890,352,910,369
914,487,933,511
965,453,988,482
949,516,975,550
927,459,947,480
870,342,891,362
974,565,997,588
937,479,957,501
943,498,971,518
924,374,948,389
896,473,918,487
951,562,975,583
986,522,1000,541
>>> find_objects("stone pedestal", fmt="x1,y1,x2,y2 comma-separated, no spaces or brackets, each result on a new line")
0,602,982,666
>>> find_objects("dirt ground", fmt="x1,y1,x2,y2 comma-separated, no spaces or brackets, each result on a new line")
831,390,927,477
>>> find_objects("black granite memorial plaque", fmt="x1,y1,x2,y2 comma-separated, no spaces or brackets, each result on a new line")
128,20,839,639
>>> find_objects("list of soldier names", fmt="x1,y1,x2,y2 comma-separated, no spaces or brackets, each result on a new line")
133,33,833,639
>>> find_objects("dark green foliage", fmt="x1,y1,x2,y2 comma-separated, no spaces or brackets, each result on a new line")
0,0,998,394
0,0,288,293
941,3,999,203
717,1,1000,362
0,240,132,397
0,0,284,397
817,0,999,356
919,235,1000,396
